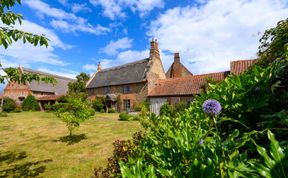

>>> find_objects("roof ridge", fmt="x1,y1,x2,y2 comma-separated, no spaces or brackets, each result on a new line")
22,67,75,81
100,58,149,72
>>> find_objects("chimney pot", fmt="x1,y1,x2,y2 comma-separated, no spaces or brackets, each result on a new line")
174,52,180,63
97,62,102,72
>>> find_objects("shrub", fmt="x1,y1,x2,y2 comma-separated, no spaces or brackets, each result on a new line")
100,109,105,113
22,95,39,111
159,103,174,116
108,108,116,113
92,97,105,112
3,97,16,112
93,131,145,178
14,107,22,113
44,103,53,111
119,112,132,121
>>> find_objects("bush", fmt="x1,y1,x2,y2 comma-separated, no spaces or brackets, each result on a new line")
108,108,116,113
100,109,105,113
44,103,53,111
119,112,132,121
22,95,39,111
14,107,22,113
92,97,105,112
3,97,16,112
93,131,145,178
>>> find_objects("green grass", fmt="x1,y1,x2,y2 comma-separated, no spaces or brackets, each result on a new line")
0,112,142,178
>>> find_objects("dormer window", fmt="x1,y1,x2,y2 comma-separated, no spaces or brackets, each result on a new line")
123,85,131,93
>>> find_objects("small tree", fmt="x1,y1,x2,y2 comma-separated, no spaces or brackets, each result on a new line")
55,97,95,136
22,94,39,111
92,97,105,112
3,97,16,112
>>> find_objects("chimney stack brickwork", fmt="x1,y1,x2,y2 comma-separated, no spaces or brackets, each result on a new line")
149,39,160,60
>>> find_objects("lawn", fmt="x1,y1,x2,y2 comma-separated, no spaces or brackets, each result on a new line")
0,112,142,178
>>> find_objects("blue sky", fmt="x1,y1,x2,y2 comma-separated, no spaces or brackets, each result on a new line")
1,0,288,83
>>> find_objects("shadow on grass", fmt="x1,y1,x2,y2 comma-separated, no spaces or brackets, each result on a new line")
0,151,52,178
58,134,87,145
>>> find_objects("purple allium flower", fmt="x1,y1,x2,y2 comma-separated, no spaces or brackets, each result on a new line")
202,99,222,116
198,139,204,145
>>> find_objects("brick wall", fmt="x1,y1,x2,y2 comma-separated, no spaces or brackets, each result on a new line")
4,82,31,104
87,82,148,111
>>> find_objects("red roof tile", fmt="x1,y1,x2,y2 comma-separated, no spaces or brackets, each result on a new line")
230,59,256,75
148,72,226,97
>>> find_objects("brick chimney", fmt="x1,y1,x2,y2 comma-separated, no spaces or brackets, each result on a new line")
174,52,180,63
149,39,160,60
97,62,102,72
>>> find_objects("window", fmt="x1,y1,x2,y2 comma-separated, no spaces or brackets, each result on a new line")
123,85,131,93
123,100,130,111
104,86,110,94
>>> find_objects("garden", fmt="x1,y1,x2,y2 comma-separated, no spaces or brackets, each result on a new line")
0,112,142,177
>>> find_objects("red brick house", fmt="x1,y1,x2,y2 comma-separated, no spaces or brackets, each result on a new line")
4,67,74,108
86,39,166,111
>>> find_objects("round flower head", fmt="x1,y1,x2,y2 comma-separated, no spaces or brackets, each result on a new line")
202,99,222,116
198,139,204,145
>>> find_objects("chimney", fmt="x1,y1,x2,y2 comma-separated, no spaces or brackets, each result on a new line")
174,53,180,63
149,39,160,60
97,62,102,72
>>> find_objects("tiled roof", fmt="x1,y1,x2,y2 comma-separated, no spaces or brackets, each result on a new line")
36,95,63,101
149,72,226,97
230,59,256,75
86,58,151,88
22,67,75,95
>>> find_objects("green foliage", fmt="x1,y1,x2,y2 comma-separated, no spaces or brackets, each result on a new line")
0,0,49,49
68,72,90,93
108,108,116,113
257,18,288,67
22,94,39,111
92,97,105,112
118,59,288,177
55,97,95,136
119,112,132,121
249,130,288,178
3,97,16,112
14,106,21,113
160,101,188,117
44,103,53,111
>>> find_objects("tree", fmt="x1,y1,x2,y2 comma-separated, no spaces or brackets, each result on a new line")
0,0,49,49
55,97,95,136
257,18,288,67
68,72,90,93
0,0,55,84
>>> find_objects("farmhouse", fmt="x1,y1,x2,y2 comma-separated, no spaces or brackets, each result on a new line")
86,39,166,111
86,39,256,113
4,67,74,109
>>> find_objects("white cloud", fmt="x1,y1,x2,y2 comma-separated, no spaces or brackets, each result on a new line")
101,37,133,55
25,0,110,35
149,0,288,74
89,0,164,20
83,49,149,71
37,67,77,79
71,3,92,13
0,20,71,66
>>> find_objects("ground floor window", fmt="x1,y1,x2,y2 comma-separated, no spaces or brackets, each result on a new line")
123,99,130,112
